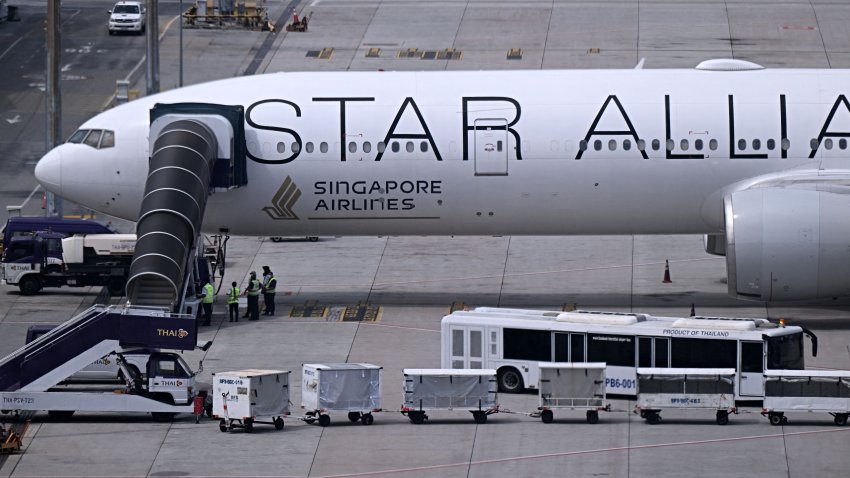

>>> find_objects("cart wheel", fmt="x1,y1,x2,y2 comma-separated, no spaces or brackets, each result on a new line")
318,414,331,427
473,411,487,424
835,414,848,427
219,420,228,432
639,410,646,419
646,412,661,425
409,411,426,425
716,410,729,426
769,413,783,426
274,417,284,430
244,418,254,433
348,411,361,423
361,413,374,426
541,410,554,424
586,410,599,425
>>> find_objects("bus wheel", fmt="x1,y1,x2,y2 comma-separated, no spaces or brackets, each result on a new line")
769,413,783,426
834,414,848,427
497,367,524,393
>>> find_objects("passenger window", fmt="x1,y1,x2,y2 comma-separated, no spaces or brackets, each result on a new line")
291,142,300,153
320,142,328,153
841,139,847,150
570,333,585,362
709,139,718,151
825,138,833,150
503,328,551,362
738,139,747,150
639,337,652,368
623,139,631,151
579,140,588,151
587,334,634,367
637,139,645,151
666,139,674,152
810,138,819,149
694,139,703,151
377,142,386,153
608,139,616,151
782,138,791,151
593,140,602,151
651,139,660,151
83,130,102,148
420,141,428,152
767,139,776,150
363,142,371,153
67,129,89,144
680,139,689,151
306,142,314,153
100,130,115,148
406,142,414,153
348,142,357,153
752,139,761,150
671,338,736,368
277,142,286,154
391,142,400,153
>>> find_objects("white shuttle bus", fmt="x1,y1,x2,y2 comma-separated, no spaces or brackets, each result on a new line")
441,308,816,400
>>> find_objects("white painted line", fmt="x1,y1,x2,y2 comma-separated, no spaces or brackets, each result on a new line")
0,37,23,62
311,0,321,5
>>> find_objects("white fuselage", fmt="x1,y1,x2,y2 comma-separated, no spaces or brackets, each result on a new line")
36,67,847,237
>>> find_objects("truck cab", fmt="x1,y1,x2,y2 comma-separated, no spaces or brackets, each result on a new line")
144,352,197,405
2,232,66,294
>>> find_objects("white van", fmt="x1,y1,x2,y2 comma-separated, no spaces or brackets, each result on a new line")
108,1,146,35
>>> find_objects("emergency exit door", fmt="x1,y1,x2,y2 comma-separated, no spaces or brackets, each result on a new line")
474,119,508,176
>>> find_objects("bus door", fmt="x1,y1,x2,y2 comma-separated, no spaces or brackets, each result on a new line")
449,326,485,369
739,341,765,397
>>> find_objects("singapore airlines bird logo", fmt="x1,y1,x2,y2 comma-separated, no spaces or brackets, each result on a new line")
263,176,301,220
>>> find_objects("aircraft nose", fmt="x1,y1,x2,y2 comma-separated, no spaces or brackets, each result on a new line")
34,148,62,195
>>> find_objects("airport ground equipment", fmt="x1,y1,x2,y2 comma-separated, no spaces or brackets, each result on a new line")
762,370,850,426
1,216,113,255
537,362,610,424
401,369,498,424
0,305,204,421
635,368,737,425
301,363,382,426
2,232,134,295
0,421,27,454
213,370,289,433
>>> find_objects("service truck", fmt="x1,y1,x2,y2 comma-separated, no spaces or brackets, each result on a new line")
2,232,135,295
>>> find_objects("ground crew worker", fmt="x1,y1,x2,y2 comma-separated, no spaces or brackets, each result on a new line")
227,281,240,322
201,280,215,326
261,265,272,314
243,271,261,321
263,269,277,316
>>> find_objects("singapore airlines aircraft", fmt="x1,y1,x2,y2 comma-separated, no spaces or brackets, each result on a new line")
33,59,850,301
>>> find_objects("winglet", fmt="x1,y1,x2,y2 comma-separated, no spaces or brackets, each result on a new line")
634,58,645,70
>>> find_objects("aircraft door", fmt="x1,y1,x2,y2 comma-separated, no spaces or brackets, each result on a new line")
474,118,508,176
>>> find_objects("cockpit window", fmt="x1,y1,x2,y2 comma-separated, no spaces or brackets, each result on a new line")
83,130,102,148
66,129,115,149
67,129,89,144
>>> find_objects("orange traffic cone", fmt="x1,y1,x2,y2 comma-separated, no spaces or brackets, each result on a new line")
662,260,672,283
690,303,695,316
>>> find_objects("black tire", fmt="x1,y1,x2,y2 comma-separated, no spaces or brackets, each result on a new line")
19,275,41,296
219,420,228,432
587,410,599,425
646,412,661,425
108,30,114,35
409,411,425,425
152,412,175,422
244,418,254,433
274,417,284,430
361,413,374,426
541,410,554,424
473,411,487,424
497,367,524,393
107,277,125,296
47,410,74,421
769,413,783,426
348,411,361,423
716,410,729,426
270,237,283,243
318,414,331,427
308,236,319,242
834,414,848,427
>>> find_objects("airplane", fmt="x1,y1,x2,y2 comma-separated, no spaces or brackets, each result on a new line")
33,59,850,301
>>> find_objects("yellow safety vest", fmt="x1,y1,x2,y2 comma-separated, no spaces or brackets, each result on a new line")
265,276,276,294
202,283,215,304
227,287,240,304
247,279,261,296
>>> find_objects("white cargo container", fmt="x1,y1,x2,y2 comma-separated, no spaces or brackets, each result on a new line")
212,369,290,433
636,368,737,425
402,369,498,424
301,363,382,426
537,362,609,424
762,370,850,426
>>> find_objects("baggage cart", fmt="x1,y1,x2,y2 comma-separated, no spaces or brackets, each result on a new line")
537,362,610,424
301,363,382,426
635,368,736,425
762,370,850,426
401,369,498,424
213,369,290,433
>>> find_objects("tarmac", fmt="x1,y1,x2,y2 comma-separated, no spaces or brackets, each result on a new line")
2,0,850,476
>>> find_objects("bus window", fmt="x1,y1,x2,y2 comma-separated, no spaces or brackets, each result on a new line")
655,338,669,367
741,341,764,373
469,330,483,369
570,333,585,362
452,329,464,368
587,334,634,366
767,334,803,370
671,338,736,368
638,337,652,368
555,333,569,362
503,328,551,362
